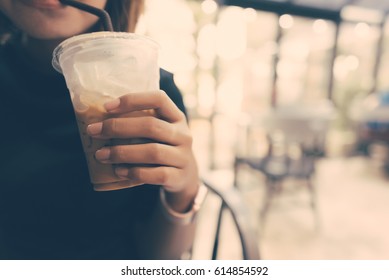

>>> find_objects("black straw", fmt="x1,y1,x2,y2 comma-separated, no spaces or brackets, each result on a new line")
59,0,114,31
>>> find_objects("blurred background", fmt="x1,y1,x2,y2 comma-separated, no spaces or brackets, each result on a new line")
138,0,389,259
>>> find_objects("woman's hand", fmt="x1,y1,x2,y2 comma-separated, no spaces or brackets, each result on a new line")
86,90,199,213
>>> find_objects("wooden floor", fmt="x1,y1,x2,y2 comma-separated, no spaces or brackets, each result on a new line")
192,156,389,260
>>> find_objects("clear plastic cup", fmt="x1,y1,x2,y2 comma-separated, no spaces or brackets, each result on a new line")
52,31,159,191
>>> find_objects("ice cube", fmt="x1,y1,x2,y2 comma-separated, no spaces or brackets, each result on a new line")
72,41,159,97
74,61,97,92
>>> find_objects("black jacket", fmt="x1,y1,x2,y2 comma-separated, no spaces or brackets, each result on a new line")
0,42,186,259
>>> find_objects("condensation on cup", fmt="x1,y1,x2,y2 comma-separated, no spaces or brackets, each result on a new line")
52,31,159,191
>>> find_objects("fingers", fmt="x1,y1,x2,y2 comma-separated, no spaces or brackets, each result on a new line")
114,165,184,190
87,116,192,146
85,91,195,193
104,90,186,123
93,179,144,192
95,143,188,168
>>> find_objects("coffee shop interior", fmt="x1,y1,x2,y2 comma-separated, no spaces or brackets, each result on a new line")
139,0,389,259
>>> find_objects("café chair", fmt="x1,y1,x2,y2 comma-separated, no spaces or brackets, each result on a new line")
234,102,334,229
191,176,260,260
235,133,318,227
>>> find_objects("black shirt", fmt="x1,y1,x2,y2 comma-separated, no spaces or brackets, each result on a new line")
0,42,186,259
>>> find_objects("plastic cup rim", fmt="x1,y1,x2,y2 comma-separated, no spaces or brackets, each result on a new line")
52,31,159,73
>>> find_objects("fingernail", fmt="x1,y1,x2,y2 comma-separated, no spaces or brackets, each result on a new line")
104,99,120,111
95,147,110,161
115,167,128,177
87,122,103,136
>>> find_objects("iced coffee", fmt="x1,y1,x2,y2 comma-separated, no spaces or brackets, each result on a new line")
52,32,159,190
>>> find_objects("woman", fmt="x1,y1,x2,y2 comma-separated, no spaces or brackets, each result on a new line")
0,0,202,259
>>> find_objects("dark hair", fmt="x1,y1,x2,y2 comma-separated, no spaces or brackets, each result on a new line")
0,0,144,43
105,0,144,32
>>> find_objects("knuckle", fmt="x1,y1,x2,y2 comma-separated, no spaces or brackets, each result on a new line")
110,146,127,162
131,168,143,181
148,144,164,163
102,118,118,136
155,90,166,105
177,110,186,121
157,168,169,185
181,130,193,146
144,117,162,136
120,94,134,108
179,146,192,166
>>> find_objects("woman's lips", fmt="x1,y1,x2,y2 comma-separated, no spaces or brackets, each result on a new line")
19,0,64,9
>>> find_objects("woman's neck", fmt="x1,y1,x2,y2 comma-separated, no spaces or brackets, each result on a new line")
19,22,102,75
19,35,65,75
